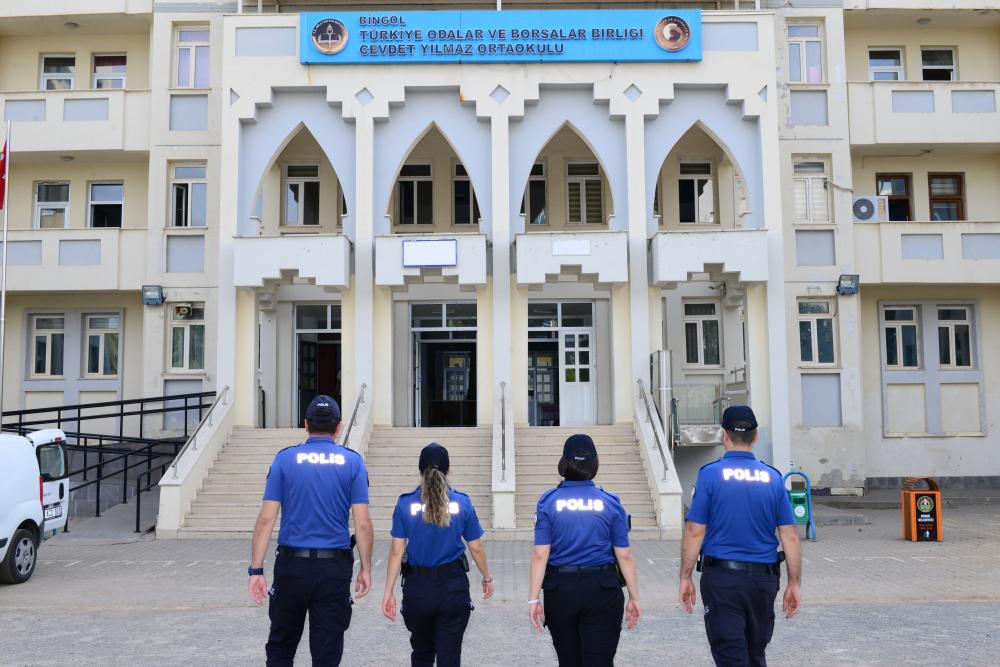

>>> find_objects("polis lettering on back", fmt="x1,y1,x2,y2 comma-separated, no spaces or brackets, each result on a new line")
555,498,605,512
296,452,347,465
722,467,771,483
410,501,460,516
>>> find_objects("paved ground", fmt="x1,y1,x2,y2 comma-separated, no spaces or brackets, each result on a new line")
1,507,999,666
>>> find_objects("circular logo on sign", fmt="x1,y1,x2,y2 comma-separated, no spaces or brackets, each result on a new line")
312,19,348,55
916,495,935,513
794,505,807,518
654,16,691,52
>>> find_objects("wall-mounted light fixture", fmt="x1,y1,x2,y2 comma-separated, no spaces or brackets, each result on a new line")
142,285,164,306
836,274,859,296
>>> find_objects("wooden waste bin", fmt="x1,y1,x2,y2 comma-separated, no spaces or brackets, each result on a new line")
902,477,943,542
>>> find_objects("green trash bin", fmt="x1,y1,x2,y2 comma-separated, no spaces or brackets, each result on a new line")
788,489,809,525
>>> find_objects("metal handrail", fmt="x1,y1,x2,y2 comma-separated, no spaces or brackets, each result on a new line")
637,380,670,481
341,383,367,449
170,386,230,480
499,381,507,482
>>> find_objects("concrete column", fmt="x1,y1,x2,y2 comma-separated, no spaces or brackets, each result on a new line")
624,109,650,390
353,113,376,407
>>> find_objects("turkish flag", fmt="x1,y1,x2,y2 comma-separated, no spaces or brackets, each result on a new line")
0,140,6,208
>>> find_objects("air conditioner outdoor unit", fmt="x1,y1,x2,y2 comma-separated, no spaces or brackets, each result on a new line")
852,195,889,223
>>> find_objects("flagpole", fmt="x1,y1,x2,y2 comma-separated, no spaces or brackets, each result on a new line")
0,120,10,424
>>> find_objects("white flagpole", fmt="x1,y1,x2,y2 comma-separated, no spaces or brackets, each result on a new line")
0,120,10,423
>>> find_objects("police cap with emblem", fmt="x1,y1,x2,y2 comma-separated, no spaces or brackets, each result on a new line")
305,394,342,421
721,405,758,432
418,442,450,474
562,434,598,461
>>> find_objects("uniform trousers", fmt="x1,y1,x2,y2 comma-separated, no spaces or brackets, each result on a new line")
401,567,473,667
266,551,354,667
700,567,780,667
542,569,625,667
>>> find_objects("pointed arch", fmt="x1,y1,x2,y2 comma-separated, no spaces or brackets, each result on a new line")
372,91,491,236
644,89,763,231
238,91,356,237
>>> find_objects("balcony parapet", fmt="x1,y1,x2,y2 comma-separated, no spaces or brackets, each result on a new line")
650,229,768,286
233,234,351,288
515,231,627,287
855,221,1000,284
0,228,145,291
375,233,487,287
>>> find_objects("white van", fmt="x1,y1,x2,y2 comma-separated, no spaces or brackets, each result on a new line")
26,429,70,537
0,433,44,584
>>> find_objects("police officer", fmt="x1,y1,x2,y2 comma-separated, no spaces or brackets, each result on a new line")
679,405,802,667
528,434,641,667
381,443,493,667
248,395,374,667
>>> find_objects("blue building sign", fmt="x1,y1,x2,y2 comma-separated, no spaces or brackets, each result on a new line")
300,10,702,65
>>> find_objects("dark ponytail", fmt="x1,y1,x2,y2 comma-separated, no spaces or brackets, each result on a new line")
420,467,451,528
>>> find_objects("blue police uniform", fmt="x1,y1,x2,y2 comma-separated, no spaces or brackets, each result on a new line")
261,396,368,667
534,435,632,667
391,444,485,667
686,417,796,667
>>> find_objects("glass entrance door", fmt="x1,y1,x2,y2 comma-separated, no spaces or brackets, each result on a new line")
295,304,341,427
528,347,559,426
528,302,597,426
411,302,477,427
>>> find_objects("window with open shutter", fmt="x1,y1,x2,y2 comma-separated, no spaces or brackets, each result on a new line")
792,160,830,223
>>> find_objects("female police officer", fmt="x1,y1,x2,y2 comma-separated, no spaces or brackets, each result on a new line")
528,434,641,666
382,443,494,667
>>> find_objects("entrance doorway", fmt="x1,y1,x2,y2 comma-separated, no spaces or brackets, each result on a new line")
295,304,341,426
411,302,477,427
527,302,596,426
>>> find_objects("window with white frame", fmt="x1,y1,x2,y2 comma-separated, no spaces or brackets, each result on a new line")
88,182,124,228
93,54,127,89
453,164,480,225
937,306,973,368
921,48,956,81
798,300,836,365
174,26,210,88
169,303,205,371
172,164,207,227
678,162,715,224
34,182,70,229
85,314,120,377
882,306,920,368
520,163,547,225
567,162,602,225
792,159,830,224
787,24,824,83
40,55,75,90
397,164,433,225
31,315,65,377
282,165,319,226
683,302,721,367
868,49,904,81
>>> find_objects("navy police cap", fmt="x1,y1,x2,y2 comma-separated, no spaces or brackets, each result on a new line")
305,394,342,422
419,442,450,474
562,433,598,461
721,405,758,432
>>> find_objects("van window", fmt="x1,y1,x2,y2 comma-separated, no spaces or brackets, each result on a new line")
37,443,67,481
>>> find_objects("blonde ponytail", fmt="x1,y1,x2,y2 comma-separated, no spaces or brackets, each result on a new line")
420,467,451,528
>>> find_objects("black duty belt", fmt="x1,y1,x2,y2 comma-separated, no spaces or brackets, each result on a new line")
547,563,617,574
701,555,781,576
403,558,466,578
276,546,353,560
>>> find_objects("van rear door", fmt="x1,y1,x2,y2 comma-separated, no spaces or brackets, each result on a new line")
30,431,70,537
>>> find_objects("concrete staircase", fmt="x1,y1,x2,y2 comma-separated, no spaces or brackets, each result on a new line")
177,426,493,538
514,425,660,537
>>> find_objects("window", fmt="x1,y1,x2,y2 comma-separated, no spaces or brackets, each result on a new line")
683,302,721,367
397,164,433,225
937,307,973,368
787,24,823,83
283,165,319,226
174,27,210,88
172,164,207,227
868,49,904,81
34,182,70,229
798,300,835,365
453,164,480,225
876,174,912,222
792,160,829,223
928,174,964,221
40,55,75,90
169,303,205,371
31,315,65,377
678,162,716,224
921,48,955,81
520,163,547,225
85,314,120,377
566,162,602,225
88,183,124,228
93,54,126,89
883,307,919,368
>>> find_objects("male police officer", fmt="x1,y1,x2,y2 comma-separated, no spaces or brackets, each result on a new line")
248,395,374,666
679,405,801,667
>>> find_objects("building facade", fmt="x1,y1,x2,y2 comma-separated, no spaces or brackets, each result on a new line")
2,0,999,533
